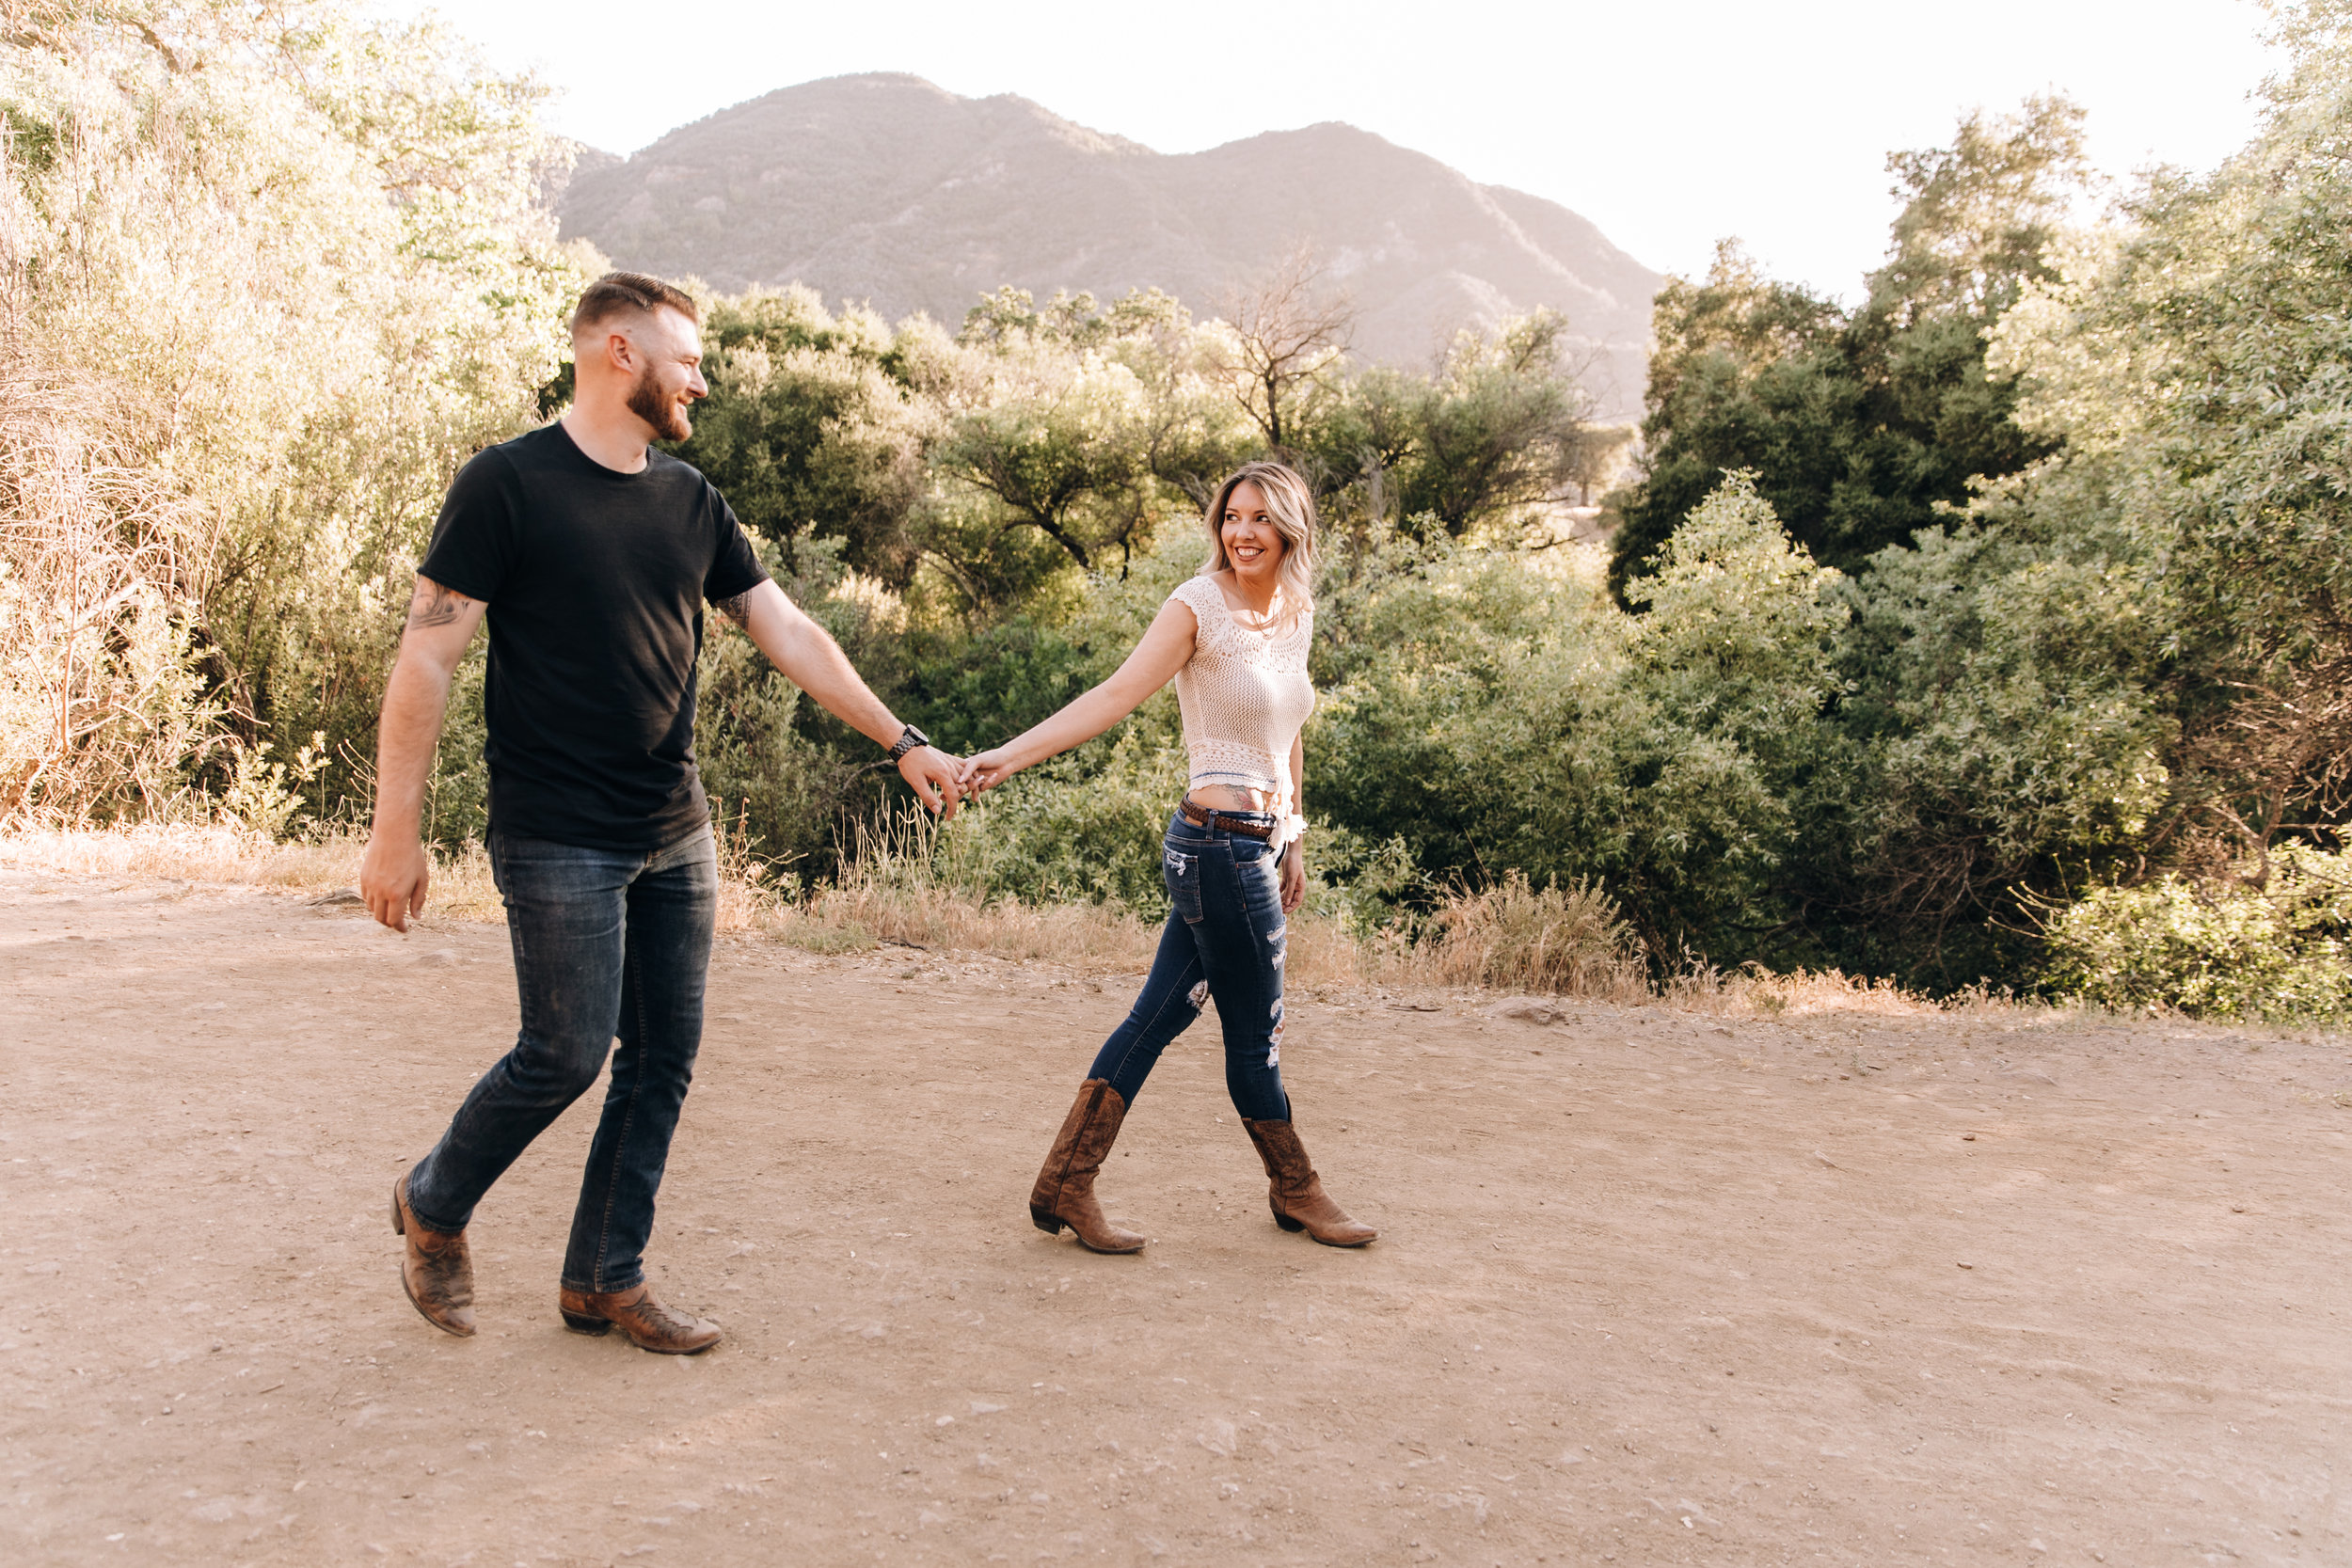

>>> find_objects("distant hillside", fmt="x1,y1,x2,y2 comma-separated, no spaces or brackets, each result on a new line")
555,74,1661,421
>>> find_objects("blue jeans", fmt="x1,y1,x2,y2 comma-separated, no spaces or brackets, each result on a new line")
1086,809,1293,1121
405,826,716,1294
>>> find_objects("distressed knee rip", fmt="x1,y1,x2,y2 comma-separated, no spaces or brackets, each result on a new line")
1267,923,1287,971
1266,1011,1284,1068
1186,979,1210,1010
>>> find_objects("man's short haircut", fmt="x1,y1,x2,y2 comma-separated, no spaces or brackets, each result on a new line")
571,272,701,338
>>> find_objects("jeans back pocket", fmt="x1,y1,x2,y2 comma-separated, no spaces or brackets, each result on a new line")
1163,845,1204,925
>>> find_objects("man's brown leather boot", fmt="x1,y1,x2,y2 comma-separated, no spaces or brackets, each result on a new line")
1028,1079,1146,1253
1242,1118,1377,1246
390,1175,476,1337
558,1285,722,1354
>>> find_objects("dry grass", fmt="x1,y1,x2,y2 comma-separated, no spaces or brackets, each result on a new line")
1420,872,1650,1003
1670,964,1938,1019
1658,962,2043,1021
758,811,1161,971
2,824,2058,1021
1,823,368,893
769,812,1437,986
1,824,793,934
773,884,1159,969
0,824,509,924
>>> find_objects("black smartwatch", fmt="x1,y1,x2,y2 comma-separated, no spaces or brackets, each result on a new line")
886,723,930,762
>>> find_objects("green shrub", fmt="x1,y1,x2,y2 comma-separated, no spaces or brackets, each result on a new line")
931,733,1189,913
694,534,910,879
2040,847,2352,1021
1309,475,1842,961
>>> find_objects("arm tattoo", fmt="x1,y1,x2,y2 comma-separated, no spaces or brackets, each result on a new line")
714,590,754,626
406,578,472,629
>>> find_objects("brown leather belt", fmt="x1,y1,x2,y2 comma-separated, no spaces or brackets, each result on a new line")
1179,797,1275,840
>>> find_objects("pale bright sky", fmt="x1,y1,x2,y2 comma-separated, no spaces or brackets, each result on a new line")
399,0,2282,299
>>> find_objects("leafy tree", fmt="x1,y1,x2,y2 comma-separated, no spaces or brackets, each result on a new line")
1395,310,1612,536
929,361,1156,574
1302,310,1613,540
960,285,1184,354
1597,93,2169,977
1808,467,2172,977
0,0,580,825
671,288,931,586
1609,98,2089,594
41,0,2352,1026
1607,476,1847,952
1990,0,2352,883
1310,475,1841,961
926,287,1247,594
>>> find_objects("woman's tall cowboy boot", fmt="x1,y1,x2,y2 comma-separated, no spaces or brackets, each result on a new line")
1028,1079,1147,1253
1242,1119,1377,1246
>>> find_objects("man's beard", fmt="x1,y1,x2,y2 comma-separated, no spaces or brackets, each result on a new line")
627,368,692,442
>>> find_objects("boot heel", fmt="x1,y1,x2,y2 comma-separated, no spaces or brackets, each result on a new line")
1272,1208,1304,1233
560,1310,612,1336
1029,1204,1065,1236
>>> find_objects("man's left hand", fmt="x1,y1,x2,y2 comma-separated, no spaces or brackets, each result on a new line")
898,745,963,819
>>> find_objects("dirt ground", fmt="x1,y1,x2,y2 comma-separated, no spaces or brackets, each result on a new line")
4,868,2350,1567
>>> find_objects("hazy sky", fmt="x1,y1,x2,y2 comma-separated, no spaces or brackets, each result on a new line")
398,0,2282,298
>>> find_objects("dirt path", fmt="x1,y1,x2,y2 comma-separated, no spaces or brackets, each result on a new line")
3,867,2349,1566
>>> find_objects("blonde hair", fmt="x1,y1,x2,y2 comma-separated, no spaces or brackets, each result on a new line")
1201,462,1317,618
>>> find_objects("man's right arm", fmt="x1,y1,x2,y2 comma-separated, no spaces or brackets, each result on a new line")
359,576,487,932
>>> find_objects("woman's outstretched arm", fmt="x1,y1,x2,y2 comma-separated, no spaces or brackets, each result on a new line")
959,598,1199,793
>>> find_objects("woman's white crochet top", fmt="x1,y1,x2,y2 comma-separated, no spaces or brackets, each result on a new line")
1167,575,1316,847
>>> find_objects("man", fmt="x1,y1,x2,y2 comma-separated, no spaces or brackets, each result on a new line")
360,272,960,1354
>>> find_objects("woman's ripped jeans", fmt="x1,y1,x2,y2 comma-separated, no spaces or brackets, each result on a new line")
1082,808,1292,1121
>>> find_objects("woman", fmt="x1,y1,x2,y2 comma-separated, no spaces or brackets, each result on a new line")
960,462,1375,1253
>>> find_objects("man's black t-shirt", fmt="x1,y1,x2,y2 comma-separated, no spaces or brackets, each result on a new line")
418,421,769,851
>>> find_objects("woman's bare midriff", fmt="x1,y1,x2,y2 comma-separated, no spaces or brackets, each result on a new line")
1185,785,1277,815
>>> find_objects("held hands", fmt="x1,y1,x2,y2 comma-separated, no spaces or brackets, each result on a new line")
897,745,964,820
956,745,1023,799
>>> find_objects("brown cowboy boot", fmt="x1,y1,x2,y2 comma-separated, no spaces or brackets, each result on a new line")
1243,1118,1377,1246
390,1175,476,1337
558,1284,723,1354
1028,1079,1147,1253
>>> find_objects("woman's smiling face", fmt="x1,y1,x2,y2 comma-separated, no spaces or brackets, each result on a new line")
1220,482,1285,583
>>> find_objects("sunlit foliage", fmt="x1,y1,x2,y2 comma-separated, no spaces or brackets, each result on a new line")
16,0,2352,1014
1,0,586,822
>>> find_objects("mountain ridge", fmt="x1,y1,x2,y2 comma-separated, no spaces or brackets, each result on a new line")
556,73,1660,419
